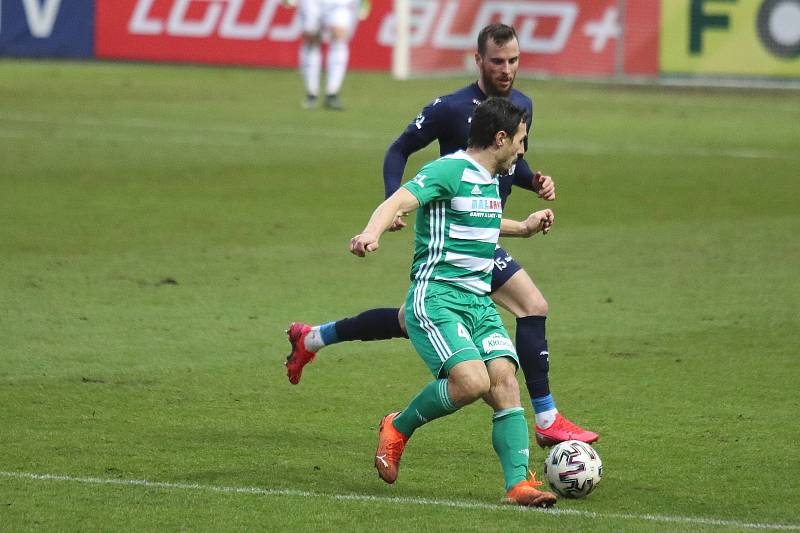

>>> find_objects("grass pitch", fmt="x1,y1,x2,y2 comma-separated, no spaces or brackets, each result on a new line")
1,59,799,531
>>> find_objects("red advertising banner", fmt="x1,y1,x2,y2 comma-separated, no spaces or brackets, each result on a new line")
402,0,659,77
95,0,393,69
95,0,658,76
622,0,660,76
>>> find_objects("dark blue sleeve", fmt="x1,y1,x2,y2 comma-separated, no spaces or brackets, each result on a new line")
382,97,450,198
512,157,536,191
512,96,537,192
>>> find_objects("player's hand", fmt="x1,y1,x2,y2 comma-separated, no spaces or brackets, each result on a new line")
350,232,379,257
388,213,408,232
534,171,556,201
522,209,554,236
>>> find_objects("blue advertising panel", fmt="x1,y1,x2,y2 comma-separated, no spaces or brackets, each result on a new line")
0,0,93,58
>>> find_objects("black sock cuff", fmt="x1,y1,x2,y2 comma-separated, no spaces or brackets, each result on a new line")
516,315,546,326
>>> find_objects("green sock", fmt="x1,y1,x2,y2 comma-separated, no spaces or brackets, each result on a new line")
392,379,457,438
492,407,529,491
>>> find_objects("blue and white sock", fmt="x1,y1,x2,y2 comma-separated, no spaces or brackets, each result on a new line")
532,394,558,429
304,322,339,353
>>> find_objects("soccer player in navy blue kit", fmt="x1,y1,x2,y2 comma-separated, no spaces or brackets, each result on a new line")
286,23,598,447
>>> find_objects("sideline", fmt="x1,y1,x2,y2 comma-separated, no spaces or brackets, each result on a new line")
2,470,798,530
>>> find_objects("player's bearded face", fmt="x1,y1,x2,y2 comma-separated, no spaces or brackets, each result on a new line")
478,38,520,97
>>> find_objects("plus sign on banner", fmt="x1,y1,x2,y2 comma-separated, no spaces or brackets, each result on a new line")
383,0,659,77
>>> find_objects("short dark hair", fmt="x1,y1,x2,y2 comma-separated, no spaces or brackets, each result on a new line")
477,23,518,56
467,97,527,150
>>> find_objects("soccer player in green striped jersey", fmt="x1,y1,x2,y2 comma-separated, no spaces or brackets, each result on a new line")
350,97,557,507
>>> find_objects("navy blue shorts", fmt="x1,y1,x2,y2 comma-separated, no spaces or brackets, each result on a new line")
491,246,522,293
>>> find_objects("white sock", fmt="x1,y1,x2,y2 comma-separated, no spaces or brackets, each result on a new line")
300,42,321,96
535,408,558,429
303,327,325,352
325,40,349,96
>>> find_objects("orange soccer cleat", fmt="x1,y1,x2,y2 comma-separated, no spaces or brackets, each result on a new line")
285,322,316,385
535,413,599,448
504,471,557,507
374,412,409,484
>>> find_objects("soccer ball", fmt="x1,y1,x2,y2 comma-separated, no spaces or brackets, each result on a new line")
543,440,602,499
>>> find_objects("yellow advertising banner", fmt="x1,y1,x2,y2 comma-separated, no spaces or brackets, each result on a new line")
661,0,800,77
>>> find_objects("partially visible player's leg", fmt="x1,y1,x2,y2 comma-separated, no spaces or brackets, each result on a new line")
391,359,487,438
305,307,406,351
490,247,598,446
375,286,488,484
322,3,357,110
324,33,348,110
391,290,489,438
483,358,556,507
297,0,322,108
483,357,527,491
474,304,556,507
490,264,552,422
374,359,484,484
285,307,406,384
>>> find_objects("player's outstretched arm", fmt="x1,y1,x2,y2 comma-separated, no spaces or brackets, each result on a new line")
500,209,554,238
350,189,420,257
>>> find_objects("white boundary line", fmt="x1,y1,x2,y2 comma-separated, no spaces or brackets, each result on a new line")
1,471,798,530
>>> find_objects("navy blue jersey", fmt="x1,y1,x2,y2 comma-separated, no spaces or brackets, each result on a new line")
383,82,537,207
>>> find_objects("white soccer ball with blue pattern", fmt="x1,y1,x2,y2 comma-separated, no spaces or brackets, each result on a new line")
543,440,603,499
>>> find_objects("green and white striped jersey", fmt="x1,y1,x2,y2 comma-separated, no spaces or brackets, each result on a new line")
402,150,501,295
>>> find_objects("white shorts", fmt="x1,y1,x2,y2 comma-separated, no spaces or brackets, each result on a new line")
298,0,359,36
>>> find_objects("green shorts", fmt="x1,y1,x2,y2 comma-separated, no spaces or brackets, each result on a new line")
404,281,518,378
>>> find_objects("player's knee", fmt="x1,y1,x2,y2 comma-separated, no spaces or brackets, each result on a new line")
330,27,348,42
490,361,520,394
460,373,491,401
303,33,322,45
494,370,520,395
483,361,522,409
450,367,490,404
517,295,548,317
